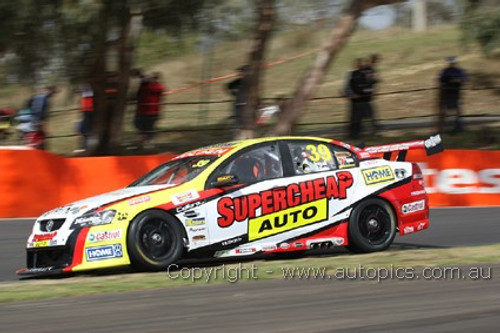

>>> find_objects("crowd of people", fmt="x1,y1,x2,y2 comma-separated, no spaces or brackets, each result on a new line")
1,55,468,151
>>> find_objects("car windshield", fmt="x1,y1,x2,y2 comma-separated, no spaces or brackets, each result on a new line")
130,156,219,186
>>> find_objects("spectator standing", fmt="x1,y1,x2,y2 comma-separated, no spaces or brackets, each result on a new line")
135,72,166,149
30,86,57,123
77,84,93,151
362,54,381,134
437,56,467,133
24,86,56,150
226,65,249,129
346,58,372,139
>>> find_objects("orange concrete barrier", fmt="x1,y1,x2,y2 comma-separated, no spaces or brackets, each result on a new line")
408,149,500,207
0,148,498,218
0,148,174,218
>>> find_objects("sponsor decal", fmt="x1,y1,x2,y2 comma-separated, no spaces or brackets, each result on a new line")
176,201,203,213
192,235,206,241
362,166,395,185
171,190,200,206
128,196,151,206
87,229,122,243
294,242,304,248
221,237,242,246
33,232,57,242
191,159,211,169
261,244,278,251
235,248,256,254
402,200,425,214
216,175,234,183
188,227,206,233
411,190,426,196
117,212,128,221
184,211,199,218
27,267,55,273
403,226,415,234
248,198,328,241
174,147,232,159
359,152,372,159
394,168,407,179
424,134,443,155
31,241,49,248
417,222,426,231
335,152,356,169
279,243,291,250
332,237,345,246
185,217,206,226
217,172,353,228
85,244,123,261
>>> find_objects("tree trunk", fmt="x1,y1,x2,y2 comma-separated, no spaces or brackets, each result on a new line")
272,0,403,136
87,6,142,155
237,0,276,140
108,9,143,153
87,3,111,155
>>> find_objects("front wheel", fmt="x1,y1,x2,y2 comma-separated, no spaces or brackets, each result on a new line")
347,198,396,253
127,210,184,271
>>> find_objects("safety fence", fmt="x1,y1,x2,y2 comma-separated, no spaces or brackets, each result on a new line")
0,147,498,218
13,85,495,147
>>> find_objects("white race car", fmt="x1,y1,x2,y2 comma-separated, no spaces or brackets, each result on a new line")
17,135,442,276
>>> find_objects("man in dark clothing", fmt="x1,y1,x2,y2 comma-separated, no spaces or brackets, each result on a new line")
30,86,57,122
362,54,380,134
26,86,56,150
438,56,467,133
347,58,373,139
226,65,249,128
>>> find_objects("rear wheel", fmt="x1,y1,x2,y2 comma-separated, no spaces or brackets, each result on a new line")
127,210,184,271
347,198,396,253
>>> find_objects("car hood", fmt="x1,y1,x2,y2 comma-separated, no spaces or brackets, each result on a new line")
38,185,175,220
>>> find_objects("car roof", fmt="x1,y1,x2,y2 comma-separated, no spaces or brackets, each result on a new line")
174,136,355,160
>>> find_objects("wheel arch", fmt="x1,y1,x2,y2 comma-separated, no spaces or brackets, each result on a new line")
347,195,398,253
376,192,402,231
126,208,189,250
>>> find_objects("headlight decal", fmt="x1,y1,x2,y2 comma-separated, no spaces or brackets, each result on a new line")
71,210,117,228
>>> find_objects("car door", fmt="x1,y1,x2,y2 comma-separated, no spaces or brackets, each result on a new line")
280,139,358,233
201,142,286,249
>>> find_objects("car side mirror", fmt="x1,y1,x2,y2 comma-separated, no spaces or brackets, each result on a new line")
211,174,239,188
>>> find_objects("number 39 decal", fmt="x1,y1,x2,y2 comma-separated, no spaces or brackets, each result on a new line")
306,144,333,162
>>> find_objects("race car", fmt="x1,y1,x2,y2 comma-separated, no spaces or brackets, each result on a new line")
17,135,443,276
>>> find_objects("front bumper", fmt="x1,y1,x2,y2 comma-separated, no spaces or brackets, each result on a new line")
16,227,84,277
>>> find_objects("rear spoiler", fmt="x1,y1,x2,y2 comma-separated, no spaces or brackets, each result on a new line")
361,134,443,161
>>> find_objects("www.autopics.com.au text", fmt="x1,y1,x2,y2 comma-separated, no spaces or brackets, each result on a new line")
165,264,493,283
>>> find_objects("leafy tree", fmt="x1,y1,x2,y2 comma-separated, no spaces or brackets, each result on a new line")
460,0,500,56
1,0,208,155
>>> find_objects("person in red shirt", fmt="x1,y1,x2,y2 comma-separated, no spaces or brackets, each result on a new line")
134,72,166,149
78,84,93,151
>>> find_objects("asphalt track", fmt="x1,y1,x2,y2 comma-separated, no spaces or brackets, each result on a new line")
2,207,499,282
1,207,499,332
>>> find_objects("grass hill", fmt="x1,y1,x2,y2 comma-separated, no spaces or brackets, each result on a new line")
1,24,499,154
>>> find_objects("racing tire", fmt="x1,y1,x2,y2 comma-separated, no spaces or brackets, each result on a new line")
127,210,185,271
347,198,396,253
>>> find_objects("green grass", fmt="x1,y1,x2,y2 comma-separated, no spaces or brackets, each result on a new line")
1,243,499,303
